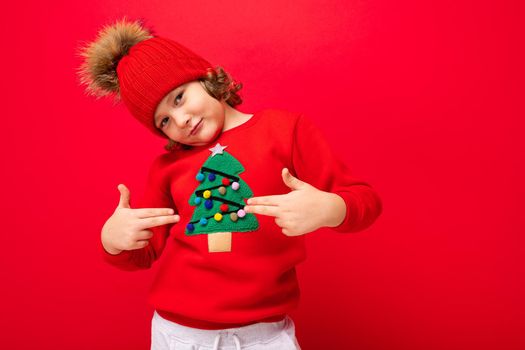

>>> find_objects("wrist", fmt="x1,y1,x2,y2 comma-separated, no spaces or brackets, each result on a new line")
324,192,347,228
102,240,123,255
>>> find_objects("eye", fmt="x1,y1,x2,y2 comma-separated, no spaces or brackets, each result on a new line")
160,117,169,129
174,91,184,105
158,91,184,129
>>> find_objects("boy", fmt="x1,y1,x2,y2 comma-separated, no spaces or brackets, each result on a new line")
78,17,382,350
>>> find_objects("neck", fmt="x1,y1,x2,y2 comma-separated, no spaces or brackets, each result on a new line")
222,103,253,132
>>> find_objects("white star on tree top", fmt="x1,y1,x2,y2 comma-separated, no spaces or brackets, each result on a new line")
209,143,228,157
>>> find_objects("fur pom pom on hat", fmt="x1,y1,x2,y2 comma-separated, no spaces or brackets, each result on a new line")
76,17,213,138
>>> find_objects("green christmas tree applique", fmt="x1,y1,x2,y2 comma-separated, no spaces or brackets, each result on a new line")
185,143,259,252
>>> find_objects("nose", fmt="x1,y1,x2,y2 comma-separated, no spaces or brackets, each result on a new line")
172,111,191,129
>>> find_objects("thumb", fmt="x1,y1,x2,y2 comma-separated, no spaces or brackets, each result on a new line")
117,184,131,209
281,168,306,190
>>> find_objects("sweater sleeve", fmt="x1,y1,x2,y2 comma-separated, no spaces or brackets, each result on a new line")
101,155,177,270
291,114,382,233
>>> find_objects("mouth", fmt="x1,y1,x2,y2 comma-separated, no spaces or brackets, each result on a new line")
190,119,203,136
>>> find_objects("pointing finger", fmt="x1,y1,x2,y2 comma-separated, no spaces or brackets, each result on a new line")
134,208,176,218
138,214,180,229
247,194,285,206
244,204,280,218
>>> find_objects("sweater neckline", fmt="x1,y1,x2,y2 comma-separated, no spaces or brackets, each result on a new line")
179,109,264,152
220,108,263,136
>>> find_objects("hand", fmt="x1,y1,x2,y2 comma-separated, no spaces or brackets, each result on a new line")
101,184,180,255
244,168,346,236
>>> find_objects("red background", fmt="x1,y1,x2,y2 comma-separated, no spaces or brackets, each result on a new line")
2,1,523,349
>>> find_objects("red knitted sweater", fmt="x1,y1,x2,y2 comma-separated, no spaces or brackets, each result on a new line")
102,108,382,329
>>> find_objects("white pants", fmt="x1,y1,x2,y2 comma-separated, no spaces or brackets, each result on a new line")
151,311,302,350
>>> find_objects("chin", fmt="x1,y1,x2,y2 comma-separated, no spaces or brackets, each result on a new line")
189,132,216,147
206,125,222,142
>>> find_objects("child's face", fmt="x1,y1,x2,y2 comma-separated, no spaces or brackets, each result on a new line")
154,81,225,146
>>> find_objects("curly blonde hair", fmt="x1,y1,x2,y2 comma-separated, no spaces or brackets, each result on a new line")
164,66,243,152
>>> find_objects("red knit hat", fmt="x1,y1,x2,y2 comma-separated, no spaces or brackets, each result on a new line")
77,18,213,138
